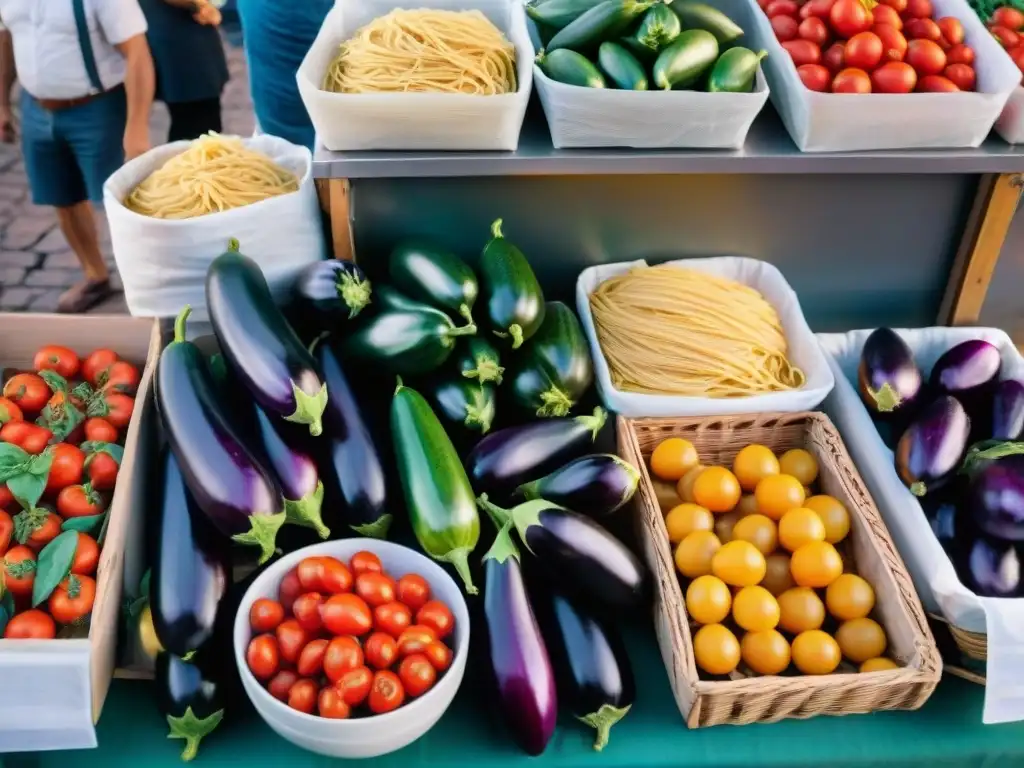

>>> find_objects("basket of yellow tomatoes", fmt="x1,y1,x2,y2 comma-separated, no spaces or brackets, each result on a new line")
616,411,941,728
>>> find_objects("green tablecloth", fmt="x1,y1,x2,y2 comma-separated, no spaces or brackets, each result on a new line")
21,627,1024,768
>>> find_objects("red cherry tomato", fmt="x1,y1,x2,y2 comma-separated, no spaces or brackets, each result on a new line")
844,31,883,69
96,393,134,429
46,444,86,495
86,451,119,491
800,0,836,19
349,550,384,576
0,509,11,558
320,593,373,636
317,687,352,719
364,631,399,670
368,670,405,715
992,25,1021,48
278,568,303,613
99,361,140,396
250,598,285,633
81,349,118,387
70,532,99,576
297,638,329,677
4,608,55,639
917,74,960,90
323,636,365,683
355,572,396,608
319,557,353,594
799,16,830,45
416,600,455,639
946,43,975,65
992,6,1024,31
0,421,51,455
18,510,62,553
871,60,918,91
935,16,964,45
336,666,374,706
904,18,941,42
56,483,105,519
822,41,846,73
3,374,50,414
424,640,453,672
246,634,280,681
872,4,902,29
783,38,822,65
292,592,324,633
797,62,831,90
267,670,300,702
875,23,909,61
396,625,439,658
0,397,23,425
944,62,976,90
830,0,873,38
1,545,36,598
879,0,907,12
903,0,932,18
906,38,947,75
287,679,318,714
47,576,97,626
765,0,799,15
396,574,431,613
374,601,413,637
296,557,326,593
832,67,873,92
33,346,80,379
772,14,800,40
1008,45,1024,73
275,619,310,664
398,654,437,698
83,418,118,443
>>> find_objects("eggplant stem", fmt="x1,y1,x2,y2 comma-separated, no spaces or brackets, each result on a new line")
394,376,405,395
440,547,478,595
307,332,329,356
458,303,475,326
351,513,393,540
232,512,288,564
463,358,504,385
508,324,524,349
961,439,1024,474
909,481,927,497
536,387,574,418
869,383,901,413
338,273,372,318
491,218,504,239
283,381,328,437
447,323,477,338
166,707,224,763
481,519,520,564
476,494,512,527
465,395,495,434
173,305,192,344
577,407,608,441
283,481,330,539
578,704,632,752
227,238,240,252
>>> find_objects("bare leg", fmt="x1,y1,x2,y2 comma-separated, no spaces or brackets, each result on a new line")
54,202,113,313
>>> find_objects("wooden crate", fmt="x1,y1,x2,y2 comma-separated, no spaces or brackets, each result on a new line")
617,411,942,728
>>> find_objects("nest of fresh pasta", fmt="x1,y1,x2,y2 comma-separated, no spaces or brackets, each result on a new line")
322,8,518,95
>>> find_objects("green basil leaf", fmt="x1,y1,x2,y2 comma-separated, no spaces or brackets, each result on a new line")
61,512,106,535
38,401,84,442
0,584,13,617
86,397,108,418
0,603,9,637
32,530,79,607
38,370,68,394
82,441,124,467
0,443,30,482
71,382,95,402
7,472,46,510
27,447,53,478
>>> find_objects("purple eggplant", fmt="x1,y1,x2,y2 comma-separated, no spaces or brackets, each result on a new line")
858,328,922,413
312,337,390,539
517,454,640,517
478,495,646,609
293,260,372,322
990,379,1024,440
157,307,286,564
961,536,1022,597
482,522,557,756
467,407,607,494
967,454,1024,542
252,406,330,540
206,241,328,436
531,586,634,751
930,339,1001,398
895,396,970,497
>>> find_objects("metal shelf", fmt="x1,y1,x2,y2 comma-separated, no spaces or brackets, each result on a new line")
312,100,1024,179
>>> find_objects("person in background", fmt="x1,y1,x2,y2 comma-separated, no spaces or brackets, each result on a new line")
236,0,332,149
140,0,229,141
0,0,155,313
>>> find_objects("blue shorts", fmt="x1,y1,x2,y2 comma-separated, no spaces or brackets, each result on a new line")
20,86,127,208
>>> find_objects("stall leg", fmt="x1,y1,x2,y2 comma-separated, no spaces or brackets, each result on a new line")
315,178,355,262
939,173,1024,327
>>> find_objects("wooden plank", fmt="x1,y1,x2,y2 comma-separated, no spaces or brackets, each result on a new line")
328,178,355,263
939,173,1024,326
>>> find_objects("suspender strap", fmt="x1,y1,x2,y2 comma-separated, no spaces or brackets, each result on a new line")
72,0,104,93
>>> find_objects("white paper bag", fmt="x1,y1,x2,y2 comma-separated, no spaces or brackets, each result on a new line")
818,327,1024,723
996,85,1024,143
104,135,326,321
576,257,834,417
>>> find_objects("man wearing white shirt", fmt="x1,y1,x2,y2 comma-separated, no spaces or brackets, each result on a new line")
0,0,154,312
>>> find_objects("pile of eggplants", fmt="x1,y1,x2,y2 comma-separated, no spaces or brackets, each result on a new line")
857,329,1023,597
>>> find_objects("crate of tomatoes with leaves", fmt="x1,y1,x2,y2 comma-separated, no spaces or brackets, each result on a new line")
973,2,1024,141
0,314,158,752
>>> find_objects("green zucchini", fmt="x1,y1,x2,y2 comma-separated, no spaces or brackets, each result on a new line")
597,42,648,89
452,336,504,385
619,33,658,63
547,0,657,53
538,49,606,88
634,3,681,51
373,284,439,314
392,380,480,594
389,241,478,326
427,378,497,435
526,0,605,30
707,47,766,93
670,1,744,46
653,29,719,90
510,301,594,417
343,309,476,375
479,219,546,349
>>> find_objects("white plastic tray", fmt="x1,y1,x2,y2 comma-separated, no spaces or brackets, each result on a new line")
996,84,1024,143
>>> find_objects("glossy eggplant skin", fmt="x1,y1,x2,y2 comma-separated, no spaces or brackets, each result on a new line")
531,587,635,751
313,339,390,538
517,454,640,517
157,307,286,564
895,396,970,497
343,308,477,376
389,241,479,326
481,496,646,609
467,407,607,494
483,525,557,756
511,301,594,417
427,378,496,435
150,449,230,659
858,328,921,414
292,260,371,322
968,456,1024,542
452,336,504,385
930,340,1001,396
206,242,328,436
990,379,1024,440
479,219,546,349
960,536,1022,597
156,652,225,762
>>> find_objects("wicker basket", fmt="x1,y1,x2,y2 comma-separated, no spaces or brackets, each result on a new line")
617,411,942,728
929,613,987,685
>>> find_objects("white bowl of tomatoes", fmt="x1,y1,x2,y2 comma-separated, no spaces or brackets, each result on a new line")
233,540,470,759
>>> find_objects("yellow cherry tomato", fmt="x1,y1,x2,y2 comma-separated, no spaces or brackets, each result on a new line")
791,630,841,675
674,531,722,579
686,575,732,625
665,503,714,544
860,657,899,673
732,585,780,632
779,449,819,486
741,629,791,676
731,514,779,556
804,495,851,544
693,624,741,676
733,444,780,493
778,507,827,552
653,479,681,514
825,573,876,621
736,494,760,517
711,540,767,587
714,510,742,544
754,474,806,521
777,587,826,634
651,438,699,481
835,618,888,664
790,541,844,588
676,464,706,504
693,467,742,513
760,552,796,596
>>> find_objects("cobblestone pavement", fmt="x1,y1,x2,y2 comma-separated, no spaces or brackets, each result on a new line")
0,40,254,314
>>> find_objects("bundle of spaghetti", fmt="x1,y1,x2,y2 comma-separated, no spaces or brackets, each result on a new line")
124,133,300,219
322,9,517,95
589,265,806,397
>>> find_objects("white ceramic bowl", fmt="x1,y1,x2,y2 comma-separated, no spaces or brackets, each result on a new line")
233,539,470,759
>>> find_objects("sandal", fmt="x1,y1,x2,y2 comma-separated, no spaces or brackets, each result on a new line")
57,279,114,314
